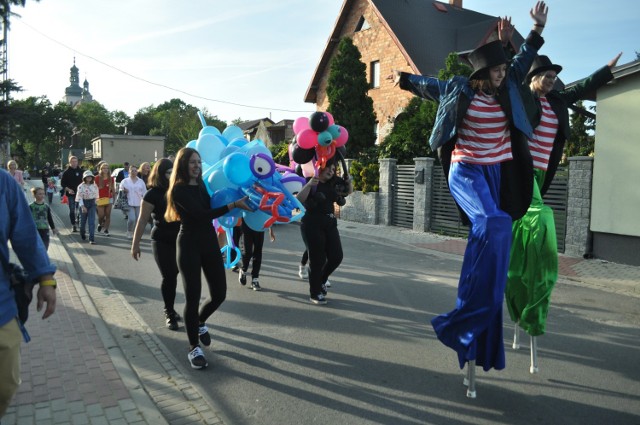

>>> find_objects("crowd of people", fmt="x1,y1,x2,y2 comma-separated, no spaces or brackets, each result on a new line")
1,2,623,412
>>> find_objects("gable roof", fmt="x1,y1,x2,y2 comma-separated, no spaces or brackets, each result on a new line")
305,0,525,103
236,118,275,132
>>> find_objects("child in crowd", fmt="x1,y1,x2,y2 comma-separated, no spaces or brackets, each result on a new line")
29,187,57,250
46,177,57,204
76,170,99,244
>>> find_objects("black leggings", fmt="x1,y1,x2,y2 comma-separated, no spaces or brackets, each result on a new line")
300,250,308,265
300,216,343,297
241,222,264,278
177,230,226,347
152,239,179,313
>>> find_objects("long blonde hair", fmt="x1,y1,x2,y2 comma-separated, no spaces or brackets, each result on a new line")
165,147,201,223
97,162,115,193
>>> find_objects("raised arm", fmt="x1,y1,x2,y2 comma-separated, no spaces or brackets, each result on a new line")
558,52,622,105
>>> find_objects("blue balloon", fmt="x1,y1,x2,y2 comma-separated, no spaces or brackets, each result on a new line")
186,139,197,149
318,131,333,146
223,153,252,186
207,168,236,194
229,137,248,148
219,145,240,159
199,126,221,138
196,134,225,164
327,125,341,140
222,125,244,141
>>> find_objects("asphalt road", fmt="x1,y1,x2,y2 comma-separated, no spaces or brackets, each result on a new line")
47,190,640,425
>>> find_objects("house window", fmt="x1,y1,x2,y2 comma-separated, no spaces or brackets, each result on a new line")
374,121,379,144
355,16,370,32
370,61,380,88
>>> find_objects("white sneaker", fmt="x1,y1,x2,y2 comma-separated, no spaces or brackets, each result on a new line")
188,346,208,369
126,231,132,239
298,264,309,280
325,279,331,287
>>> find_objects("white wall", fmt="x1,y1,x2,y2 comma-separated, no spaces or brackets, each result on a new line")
591,74,640,237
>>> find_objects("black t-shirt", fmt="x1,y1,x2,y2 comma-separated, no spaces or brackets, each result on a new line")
61,166,84,195
143,186,180,242
303,179,339,216
171,183,230,233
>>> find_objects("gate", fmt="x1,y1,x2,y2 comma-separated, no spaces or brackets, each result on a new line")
391,164,415,228
430,166,468,237
430,165,569,252
542,166,568,253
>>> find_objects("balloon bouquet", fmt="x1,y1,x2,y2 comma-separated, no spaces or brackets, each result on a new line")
288,111,350,206
188,112,306,269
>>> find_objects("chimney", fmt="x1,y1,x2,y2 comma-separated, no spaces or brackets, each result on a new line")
449,0,463,8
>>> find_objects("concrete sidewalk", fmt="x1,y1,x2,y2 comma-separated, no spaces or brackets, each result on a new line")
5,182,639,424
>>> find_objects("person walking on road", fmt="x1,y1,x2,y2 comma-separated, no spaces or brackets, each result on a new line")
120,164,147,239
0,169,57,419
76,170,99,244
165,147,250,369
505,53,621,351
6,160,25,191
60,156,84,232
296,160,352,305
95,162,115,236
391,3,547,382
238,223,275,291
29,187,57,251
131,159,182,330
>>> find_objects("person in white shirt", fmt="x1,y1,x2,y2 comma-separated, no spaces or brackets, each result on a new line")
76,171,99,244
120,164,148,238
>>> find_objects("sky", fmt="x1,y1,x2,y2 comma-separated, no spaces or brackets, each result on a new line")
8,0,639,125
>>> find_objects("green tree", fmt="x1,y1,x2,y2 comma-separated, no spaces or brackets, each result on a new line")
326,37,377,161
110,110,131,135
380,53,472,164
73,101,117,149
566,100,595,157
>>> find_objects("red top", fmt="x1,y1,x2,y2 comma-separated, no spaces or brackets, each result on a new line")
95,175,114,198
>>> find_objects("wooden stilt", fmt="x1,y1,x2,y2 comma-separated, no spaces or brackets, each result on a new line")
512,321,520,349
466,360,476,398
530,335,539,374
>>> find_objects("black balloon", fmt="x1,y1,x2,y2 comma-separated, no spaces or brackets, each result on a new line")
291,142,315,165
309,112,330,133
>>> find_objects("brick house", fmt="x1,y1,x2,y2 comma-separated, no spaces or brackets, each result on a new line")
237,118,295,147
304,0,525,142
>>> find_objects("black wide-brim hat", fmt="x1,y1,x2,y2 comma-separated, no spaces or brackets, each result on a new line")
526,55,562,83
468,40,509,80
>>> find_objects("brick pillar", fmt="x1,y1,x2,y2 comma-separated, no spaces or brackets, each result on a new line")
564,156,594,257
413,157,435,232
378,158,396,226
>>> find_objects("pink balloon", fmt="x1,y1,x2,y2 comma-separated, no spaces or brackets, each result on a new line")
325,112,335,126
297,128,318,149
301,160,317,178
335,126,349,147
293,117,310,135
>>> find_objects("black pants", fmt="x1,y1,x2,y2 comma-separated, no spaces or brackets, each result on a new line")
177,229,226,347
241,222,264,278
300,215,343,297
232,225,242,263
152,239,179,313
300,250,309,265
37,229,50,251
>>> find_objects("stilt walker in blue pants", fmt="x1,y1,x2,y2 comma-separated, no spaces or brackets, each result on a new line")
393,2,549,397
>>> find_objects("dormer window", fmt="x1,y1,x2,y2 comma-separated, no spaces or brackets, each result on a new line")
355,16,370,32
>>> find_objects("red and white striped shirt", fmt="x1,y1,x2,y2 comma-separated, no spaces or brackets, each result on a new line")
452,93,512,165
529,96,558,170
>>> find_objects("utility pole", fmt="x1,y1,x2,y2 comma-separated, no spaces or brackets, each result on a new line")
1,10,11,168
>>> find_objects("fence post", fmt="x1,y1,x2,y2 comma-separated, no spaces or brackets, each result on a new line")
413,157,435,232
378,158,396,226
564,156,594,257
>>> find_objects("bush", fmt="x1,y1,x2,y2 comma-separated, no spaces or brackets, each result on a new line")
349,160,379,194
269,141,290,166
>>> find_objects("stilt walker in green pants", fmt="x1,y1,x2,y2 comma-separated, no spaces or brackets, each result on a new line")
506,52,622,373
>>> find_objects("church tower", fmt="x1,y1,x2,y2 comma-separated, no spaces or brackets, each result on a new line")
82,77,93,102
64,58,83,106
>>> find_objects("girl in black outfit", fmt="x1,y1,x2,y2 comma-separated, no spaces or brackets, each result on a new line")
296,160,352,305
165,147,250,369
131,159,182,330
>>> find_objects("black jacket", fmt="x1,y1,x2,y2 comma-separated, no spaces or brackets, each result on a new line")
60,166,84,195
520,65,613,195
